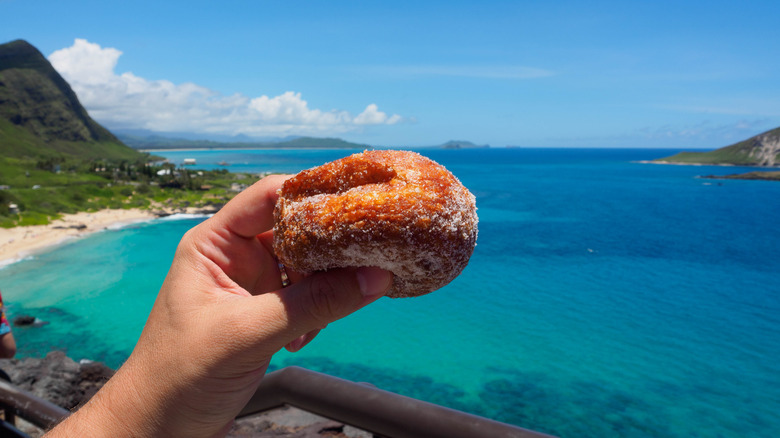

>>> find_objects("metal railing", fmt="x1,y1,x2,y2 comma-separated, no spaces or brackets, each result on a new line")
0,378,70,432
0,366,555,437
239,366,555,438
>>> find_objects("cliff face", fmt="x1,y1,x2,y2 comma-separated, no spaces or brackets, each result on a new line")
748,129,780,166
0,39,141,160
655,127,780,166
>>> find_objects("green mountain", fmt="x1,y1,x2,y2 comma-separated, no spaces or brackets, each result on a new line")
273,136,369,149
0,40,260,228
117,132,370,150
0,39,142,161
655,127,780,166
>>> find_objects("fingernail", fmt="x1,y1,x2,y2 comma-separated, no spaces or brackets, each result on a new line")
286,335,306,352
355,267,392,297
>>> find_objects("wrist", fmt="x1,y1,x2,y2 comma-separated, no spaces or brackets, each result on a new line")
45,366,143,437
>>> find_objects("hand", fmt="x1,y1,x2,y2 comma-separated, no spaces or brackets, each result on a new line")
47,175,392,437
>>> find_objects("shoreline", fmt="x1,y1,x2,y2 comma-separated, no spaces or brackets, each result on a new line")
636,159,780,168
140,146,366,152
637,160,740,166
0,209,164,266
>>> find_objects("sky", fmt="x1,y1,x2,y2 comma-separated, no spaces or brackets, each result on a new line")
2,0,780,149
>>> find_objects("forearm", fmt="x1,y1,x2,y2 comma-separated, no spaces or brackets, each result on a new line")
45,364,149,437
46,319,260,437
48,357,219,437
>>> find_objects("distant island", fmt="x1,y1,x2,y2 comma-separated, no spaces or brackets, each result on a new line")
439,140,490,149
653,126,780,181
654,127,780,167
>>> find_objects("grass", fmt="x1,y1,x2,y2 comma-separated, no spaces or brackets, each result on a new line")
659,146,765,165
714,171,780,181
655,126,780,165
1,40,245,226
0,155,258,228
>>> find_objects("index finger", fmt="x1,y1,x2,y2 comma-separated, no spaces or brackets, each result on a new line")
210,174,292,238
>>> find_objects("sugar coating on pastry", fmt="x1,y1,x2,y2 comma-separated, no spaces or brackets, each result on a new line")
272,150,478,298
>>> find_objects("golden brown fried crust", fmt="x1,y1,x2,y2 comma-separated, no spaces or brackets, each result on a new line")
272,150,478,298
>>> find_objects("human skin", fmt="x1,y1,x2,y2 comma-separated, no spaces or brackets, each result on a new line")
0,332,15,358
45,175,392,437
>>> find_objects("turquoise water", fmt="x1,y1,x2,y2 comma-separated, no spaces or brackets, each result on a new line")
2,148,779,437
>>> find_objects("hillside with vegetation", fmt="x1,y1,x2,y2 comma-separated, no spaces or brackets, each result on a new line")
118,132,369,150
0,39,253,227
0,40,140,161
655,127,780,166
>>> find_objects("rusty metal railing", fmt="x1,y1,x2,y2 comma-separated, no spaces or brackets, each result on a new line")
0,378,70,431
0,366,555,437
239,366,555,438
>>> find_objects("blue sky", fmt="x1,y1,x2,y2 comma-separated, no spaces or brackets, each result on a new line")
2,0,779,148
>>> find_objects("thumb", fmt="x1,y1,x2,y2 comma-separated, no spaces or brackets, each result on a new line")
260,266,392,351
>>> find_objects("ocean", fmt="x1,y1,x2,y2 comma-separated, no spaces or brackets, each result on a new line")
1,148,778,437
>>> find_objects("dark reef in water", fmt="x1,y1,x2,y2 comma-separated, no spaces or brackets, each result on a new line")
0,350,766,437
279,357,755,438
700,171,780,181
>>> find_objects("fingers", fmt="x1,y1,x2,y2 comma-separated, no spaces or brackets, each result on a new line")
239,267,392,354
210,174,291,238
285,329,321,352
183,175,290,294
285,267,392,327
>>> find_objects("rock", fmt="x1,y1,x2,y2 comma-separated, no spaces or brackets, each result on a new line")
51,224,87,230
228,405,372,438
76,359,115,404
12,315,48,327
0,352,371,437
229,406,370,438
12,315,36,326
298,421,349,437
0,351,113,411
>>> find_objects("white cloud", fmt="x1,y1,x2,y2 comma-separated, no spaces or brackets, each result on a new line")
354,104,402,125
48,38,122,84
48,39,402,136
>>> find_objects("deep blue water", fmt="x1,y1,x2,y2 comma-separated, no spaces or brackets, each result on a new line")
2,148,779,437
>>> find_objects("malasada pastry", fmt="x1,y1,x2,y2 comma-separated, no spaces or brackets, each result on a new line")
272,150,478,298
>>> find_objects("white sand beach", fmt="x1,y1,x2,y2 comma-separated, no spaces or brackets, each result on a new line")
0,209,158,265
